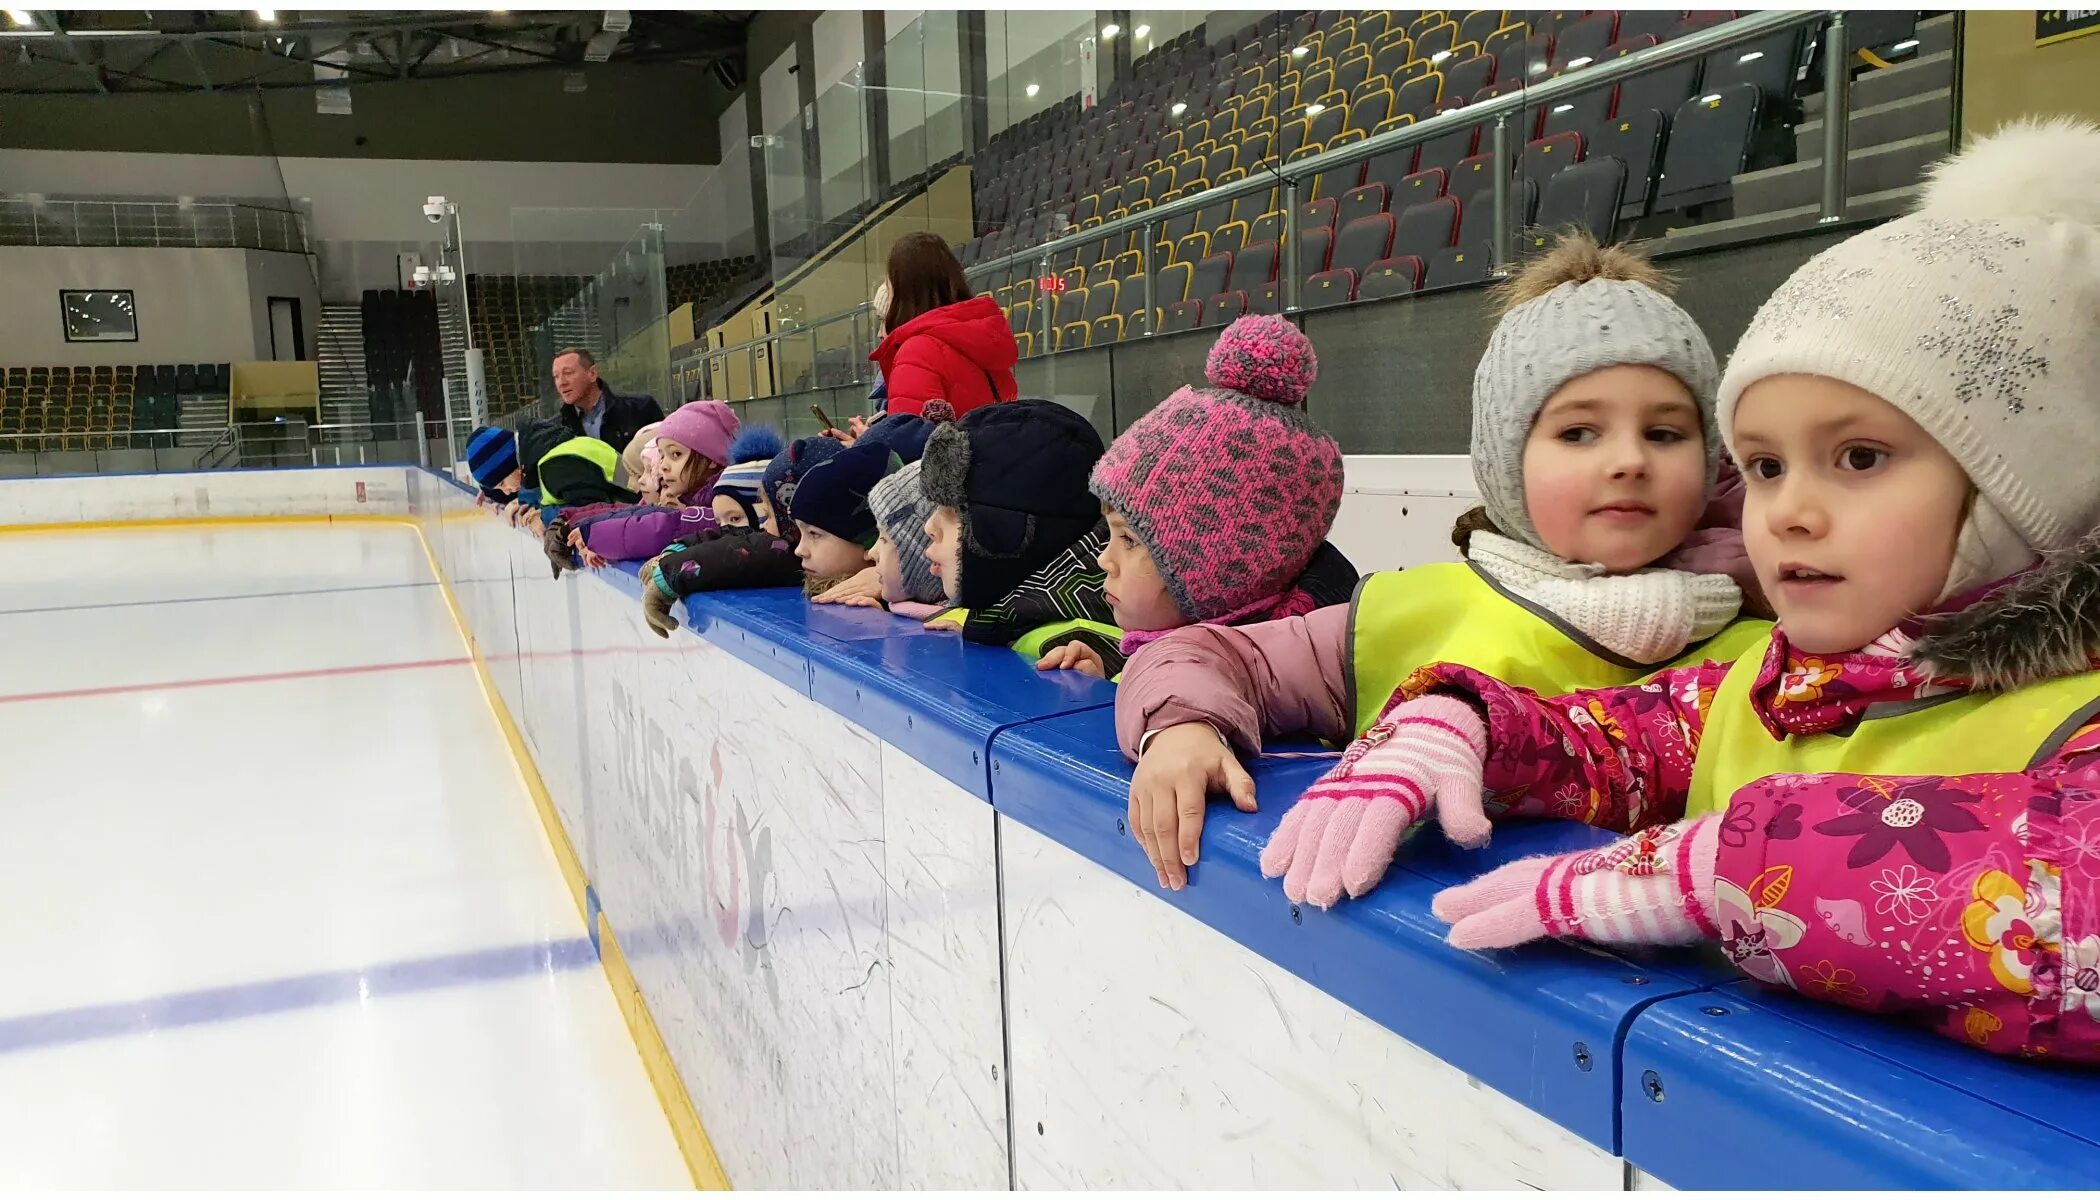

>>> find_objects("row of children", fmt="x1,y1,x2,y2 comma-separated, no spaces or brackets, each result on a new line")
465,120,2100,1066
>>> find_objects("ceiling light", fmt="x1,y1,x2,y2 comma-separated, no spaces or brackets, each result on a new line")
1305,102,1325,115
1100,23,1119,39
1025,82,1039,97
1134,24,1150,39
1431,49,1452,63
1170,101,1187,116
255,9,277,22
1736,50,1764,63
1291,45,1308,57
1566,55,1593,68
1890,38,1919,52
1552,103,1574,113
5,10,33,26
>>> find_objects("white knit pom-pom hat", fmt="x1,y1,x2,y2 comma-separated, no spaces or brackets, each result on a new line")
1718,117,2100,597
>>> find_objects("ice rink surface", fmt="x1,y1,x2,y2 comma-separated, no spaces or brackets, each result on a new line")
0,523,689,1187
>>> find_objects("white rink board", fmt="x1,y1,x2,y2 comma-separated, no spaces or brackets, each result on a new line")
0,466,410,525
408,471,1015,1189
999,817,1620,1189
400,467,1622,1189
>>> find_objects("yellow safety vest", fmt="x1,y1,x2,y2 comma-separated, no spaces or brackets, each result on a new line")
1348,564,1773,737
537,437,621,506
1011,617,1126,661
1686,631,2100,817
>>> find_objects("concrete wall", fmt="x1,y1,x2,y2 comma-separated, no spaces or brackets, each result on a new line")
1,245,318,366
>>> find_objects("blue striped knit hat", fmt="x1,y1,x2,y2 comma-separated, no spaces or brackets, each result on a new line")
466,425,520,498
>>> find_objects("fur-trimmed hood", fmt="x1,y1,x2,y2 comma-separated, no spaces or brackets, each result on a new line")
1915,529,2100,691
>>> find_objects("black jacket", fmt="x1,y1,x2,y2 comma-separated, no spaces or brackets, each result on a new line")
559,384,664,454
656,527,804,594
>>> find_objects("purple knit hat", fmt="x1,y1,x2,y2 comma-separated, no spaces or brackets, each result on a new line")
1088,314,1344,624
656,400,740,468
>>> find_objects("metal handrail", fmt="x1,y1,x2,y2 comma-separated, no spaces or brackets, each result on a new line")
676,8,1832,387
968,8,1825,281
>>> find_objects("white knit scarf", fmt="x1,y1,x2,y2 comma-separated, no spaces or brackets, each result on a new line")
1466,532,1744,664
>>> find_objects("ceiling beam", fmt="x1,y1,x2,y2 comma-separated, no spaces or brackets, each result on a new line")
180,38,214,90
45,11,110,93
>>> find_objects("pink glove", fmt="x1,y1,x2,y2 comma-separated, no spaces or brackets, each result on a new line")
1260,695,1488,908
1432,814,1721,950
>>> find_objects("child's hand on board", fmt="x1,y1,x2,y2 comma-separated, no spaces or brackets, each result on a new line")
1035,641,1106,678
1261,695,1489,909
813,567,882,606
1128,722,1257,891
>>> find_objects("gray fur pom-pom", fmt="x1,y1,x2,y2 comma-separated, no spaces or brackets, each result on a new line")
919,421,972,509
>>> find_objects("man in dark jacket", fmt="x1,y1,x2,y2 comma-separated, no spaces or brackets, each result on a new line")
552,346,663,454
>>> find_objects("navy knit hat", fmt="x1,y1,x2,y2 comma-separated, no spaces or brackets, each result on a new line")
466,425,520,498
919,399,1105,608
856,413,936,464
516,417,574,491
789,442,899,546
761,435,843,546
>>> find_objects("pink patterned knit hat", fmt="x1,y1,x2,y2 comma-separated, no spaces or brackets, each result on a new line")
1089,314,1344,624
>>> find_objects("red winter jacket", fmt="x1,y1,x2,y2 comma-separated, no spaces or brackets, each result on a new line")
871,295,1019,418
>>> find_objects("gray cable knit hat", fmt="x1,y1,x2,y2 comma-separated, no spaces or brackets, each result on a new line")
1469,236,1720,552
868,460,944,603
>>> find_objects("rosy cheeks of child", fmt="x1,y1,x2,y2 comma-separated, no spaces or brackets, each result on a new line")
1099,509,1182,631
924,507,963,599
1523,365,1709,573
1734,377,1971,655
795,523,869,578
872,533,907,603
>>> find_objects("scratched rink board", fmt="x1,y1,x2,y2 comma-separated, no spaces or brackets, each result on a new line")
411,472,1011,1187
0,465,410,525
998,818,1621,1189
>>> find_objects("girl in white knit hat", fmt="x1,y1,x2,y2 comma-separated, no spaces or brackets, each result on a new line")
1309,118,2100,1063
1117,233,1771,893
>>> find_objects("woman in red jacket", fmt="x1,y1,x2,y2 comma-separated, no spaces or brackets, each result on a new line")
870,232,1018,418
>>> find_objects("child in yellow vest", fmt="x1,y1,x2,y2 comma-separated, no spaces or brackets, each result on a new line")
1302,119,2100,1064
1119,234,1769,891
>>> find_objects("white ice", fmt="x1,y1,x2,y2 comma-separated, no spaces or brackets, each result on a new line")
0,524,690,1188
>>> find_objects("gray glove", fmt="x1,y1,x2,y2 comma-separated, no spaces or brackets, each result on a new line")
642,571,680,638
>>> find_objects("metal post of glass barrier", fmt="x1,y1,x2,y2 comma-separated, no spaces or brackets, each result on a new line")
1141,218,1157,336
1492,113,1513,273
1038,250,1055,354
1819,12,1850,223
1282,175,1301,313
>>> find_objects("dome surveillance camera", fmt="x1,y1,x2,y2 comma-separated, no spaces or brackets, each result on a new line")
423,196,448,223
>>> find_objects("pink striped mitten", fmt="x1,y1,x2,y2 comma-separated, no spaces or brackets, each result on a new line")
1260,695,1487,908
1431,815,1721,950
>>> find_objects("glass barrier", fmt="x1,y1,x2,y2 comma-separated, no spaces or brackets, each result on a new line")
0,420,434,478
512,213,673,418
666,9,1952,437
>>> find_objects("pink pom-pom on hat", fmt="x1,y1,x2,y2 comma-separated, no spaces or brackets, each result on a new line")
1204,313,1318,407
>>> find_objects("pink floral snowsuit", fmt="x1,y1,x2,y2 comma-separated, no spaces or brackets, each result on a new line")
1397,587,2100,1064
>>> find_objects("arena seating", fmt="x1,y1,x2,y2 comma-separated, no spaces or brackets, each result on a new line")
0,361,224,451
957,9,1825,347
